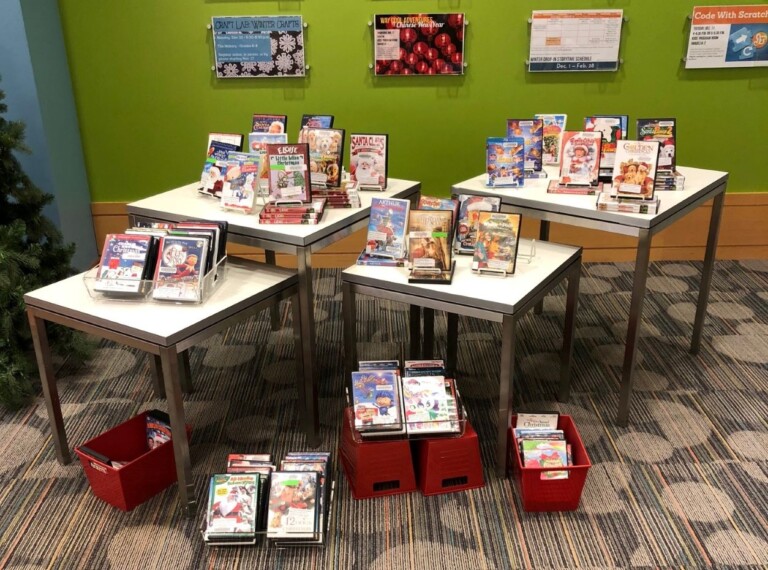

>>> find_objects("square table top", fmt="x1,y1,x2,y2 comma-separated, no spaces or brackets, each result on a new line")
451,166,728,230
127,179,421,248
342,239,580,318
24,259,297,346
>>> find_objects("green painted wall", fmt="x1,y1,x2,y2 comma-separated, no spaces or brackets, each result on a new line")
58,0,768,201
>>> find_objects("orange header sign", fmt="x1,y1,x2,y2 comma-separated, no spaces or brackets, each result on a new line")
692,5,768,25
532,12,622,20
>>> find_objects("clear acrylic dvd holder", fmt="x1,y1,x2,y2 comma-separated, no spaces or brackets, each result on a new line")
200,472,336,549
345,384,468,443
255,179,270,206
358,184,385,191
473,240,536,278
82,256,227,304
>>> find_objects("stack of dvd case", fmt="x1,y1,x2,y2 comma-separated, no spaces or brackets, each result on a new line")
348,359,463,439
266,451,333,546
636,118,684,191
356,196,410,266
91,219,228,303
203,454,275,545
258,198,327,225
92,233,159,297
203,450,333,547
595,192,661,214
512,412,571,480
203,472,261,545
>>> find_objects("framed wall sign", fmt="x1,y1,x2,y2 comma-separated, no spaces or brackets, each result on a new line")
373,13,466,76
685,5,768,68
528,10,624,72
211,16,306,78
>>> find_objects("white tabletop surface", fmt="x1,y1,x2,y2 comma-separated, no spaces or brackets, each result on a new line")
24,259,297,346
342,239,580,317
127,178,421,248
452,166,728,230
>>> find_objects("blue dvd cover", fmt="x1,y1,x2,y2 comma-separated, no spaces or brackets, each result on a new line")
506,119,544,172
365,197,410,260
486,137,525,187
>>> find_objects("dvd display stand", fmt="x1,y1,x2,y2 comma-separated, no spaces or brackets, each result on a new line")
25,258,301,515
452,164,728,427
473,240,536,278
202,468,336,549
408,259,456,285
342,240,582,475
83,257,227,304
127,176,421,452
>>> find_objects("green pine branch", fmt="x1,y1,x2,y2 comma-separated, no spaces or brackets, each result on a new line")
0,78,93,409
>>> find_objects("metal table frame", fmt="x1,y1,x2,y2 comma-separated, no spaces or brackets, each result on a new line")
341,251,581,475
128,180,421,446
25,261,301,516
452,166,728,425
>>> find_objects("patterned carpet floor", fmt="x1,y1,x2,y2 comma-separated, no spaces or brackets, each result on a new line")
1,260,767,569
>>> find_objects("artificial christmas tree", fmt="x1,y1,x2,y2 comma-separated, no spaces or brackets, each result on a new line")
0,79,91,409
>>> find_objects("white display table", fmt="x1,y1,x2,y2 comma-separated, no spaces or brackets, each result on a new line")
452,165,728,425
341,240,582,475
25,259,299,515
127,179,421,445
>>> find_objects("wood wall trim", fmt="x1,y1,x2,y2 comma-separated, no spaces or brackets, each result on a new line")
91,193,768,265
720,193,768,207
91,202,128,216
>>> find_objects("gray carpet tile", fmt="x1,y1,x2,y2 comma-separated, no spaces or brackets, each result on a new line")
0,260,766,569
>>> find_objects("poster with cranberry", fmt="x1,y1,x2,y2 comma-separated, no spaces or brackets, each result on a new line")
374,14,466,76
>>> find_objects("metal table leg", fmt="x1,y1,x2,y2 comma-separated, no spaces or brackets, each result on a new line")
27,313,71,465
409,305,421,359
291,293,313,441
265,250,282,331
423,308,435,359
297,248,320,446
342,282,357,394
617,229,652,426
691,191,725,355
446,313,459,375
497,314,516,475
159,345,195,516
559,261,581,402
534,221,550,315
151,352,190,396
179,351,192,394
149,355,166,399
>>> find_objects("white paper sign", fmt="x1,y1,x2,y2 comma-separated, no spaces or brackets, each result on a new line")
528,10,623,72
375,30,400,61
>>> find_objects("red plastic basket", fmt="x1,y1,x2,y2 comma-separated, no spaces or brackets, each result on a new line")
414,421,485,496
74,412,191,511
339,407,417,499
510,415,591,512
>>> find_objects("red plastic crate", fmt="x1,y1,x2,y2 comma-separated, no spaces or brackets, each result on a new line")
509,414,591,512
339,407,417,499
74,412,191,511
414,421,485,496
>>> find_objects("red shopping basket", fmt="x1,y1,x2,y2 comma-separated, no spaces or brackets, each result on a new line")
510,414,591,512
75,411,191,511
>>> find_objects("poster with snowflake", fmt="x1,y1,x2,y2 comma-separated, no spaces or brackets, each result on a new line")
373,13,465,76
211,16,306,78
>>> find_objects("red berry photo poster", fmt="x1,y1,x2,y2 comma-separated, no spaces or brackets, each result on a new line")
374,13,466,76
